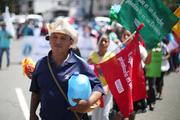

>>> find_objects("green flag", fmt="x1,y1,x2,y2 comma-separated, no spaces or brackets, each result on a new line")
110,0,179,49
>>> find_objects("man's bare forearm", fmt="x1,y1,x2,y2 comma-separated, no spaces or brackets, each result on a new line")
30,92,40,114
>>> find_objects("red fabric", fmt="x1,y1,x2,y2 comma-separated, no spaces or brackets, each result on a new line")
99,96,104,108
132,33,147,102
139,35,146,48
99,39,136,117
68,16,75,24
99,30,146,117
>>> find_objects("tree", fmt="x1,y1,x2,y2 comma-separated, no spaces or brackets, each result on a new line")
0,0,14,14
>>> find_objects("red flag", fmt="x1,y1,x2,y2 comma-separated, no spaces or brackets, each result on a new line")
99,39,138,117
99,26,147,117
132,32,147,102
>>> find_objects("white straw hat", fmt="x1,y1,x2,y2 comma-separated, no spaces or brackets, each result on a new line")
46,18,78,48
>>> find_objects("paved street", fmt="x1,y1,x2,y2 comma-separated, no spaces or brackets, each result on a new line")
0,40,180,120
136,71,180,120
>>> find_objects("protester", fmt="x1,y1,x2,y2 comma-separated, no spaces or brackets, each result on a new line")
0,22,12,69
156,40,170,100
19,20,34,58
29,19,104,120
88,34,114,120
146,43,162,111
167,32,180,73
20,20,34,36
40,21,48,36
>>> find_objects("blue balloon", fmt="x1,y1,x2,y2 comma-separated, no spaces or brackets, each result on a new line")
68,72,92,106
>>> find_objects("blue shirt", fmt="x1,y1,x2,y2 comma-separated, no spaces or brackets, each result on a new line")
30,50,104,120
0,30,12,48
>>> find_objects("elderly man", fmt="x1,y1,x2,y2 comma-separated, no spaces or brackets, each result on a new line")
29,19,104,120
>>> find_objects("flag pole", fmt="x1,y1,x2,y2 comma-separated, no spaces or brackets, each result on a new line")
122,31,136,45
113,23,144,51
120,0,125,5
122,23,144,46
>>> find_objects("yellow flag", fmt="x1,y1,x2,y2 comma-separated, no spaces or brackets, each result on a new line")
172,7,180,38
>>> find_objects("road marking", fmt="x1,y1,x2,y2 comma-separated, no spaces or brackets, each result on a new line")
15,88,29,120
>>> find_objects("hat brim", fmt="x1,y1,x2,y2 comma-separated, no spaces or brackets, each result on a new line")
45,32,72,41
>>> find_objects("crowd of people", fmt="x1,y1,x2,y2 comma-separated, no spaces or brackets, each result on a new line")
0,14,179,120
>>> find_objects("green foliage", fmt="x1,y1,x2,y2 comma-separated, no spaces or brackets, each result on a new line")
0,0,14,14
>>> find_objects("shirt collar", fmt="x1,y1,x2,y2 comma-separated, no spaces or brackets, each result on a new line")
66,49,77,64
48,50,77,65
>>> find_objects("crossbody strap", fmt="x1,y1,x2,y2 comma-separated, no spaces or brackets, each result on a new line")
47,56,80,120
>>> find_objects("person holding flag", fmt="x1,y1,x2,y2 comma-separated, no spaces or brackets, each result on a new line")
98,24,152,120
88,34,114,120
120,28,150,114
111,28,134,120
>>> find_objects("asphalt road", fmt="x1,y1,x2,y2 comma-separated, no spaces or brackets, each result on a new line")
136,71,180,120
0,40,179,120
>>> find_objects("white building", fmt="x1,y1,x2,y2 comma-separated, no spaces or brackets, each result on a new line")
19,0,123,21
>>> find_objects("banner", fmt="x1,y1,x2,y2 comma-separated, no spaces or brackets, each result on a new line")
99,42,134,117
20,36,50,62
110,0,179,50
3,6,16,38
131,38,147,102
99,30,146,117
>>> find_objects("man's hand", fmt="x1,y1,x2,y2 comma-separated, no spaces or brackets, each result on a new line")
68,99,91,113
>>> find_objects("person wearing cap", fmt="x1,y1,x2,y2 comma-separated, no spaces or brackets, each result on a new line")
29,19,104,120
0,22,12,69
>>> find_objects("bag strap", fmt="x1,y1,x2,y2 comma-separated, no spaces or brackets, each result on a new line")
47,56,80,120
